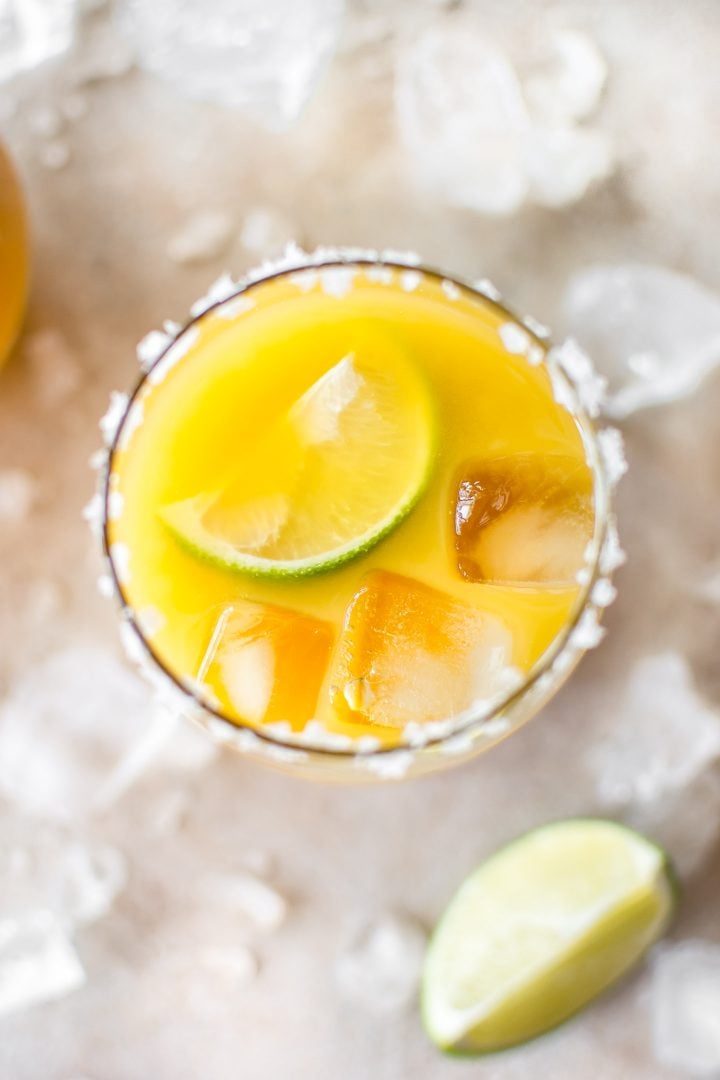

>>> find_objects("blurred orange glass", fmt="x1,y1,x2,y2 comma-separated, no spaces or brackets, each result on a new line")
0,142,29,367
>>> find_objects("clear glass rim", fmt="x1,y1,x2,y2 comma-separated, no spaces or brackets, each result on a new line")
101,252,612,761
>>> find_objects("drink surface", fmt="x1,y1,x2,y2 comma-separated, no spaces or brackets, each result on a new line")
107,265,595,749
0,143,29,367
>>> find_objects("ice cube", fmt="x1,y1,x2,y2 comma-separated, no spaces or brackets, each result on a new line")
562,264,720,417
588,653,720,808
166,210,234,266
524,29,608,124
0,646,167,820
650,941,720,1076
628,770,720,879
395,23,613,216
117,0,345,130
0,0,78,83
0,911,85,1017
335,913,426,1014
0,821,127,928
394,27,530,216
198,600,334,728
329,571,515,730
523,124,614,209
0,467,37,522
451,455,594,586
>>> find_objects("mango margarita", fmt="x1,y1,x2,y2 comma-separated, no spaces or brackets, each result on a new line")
104,258,599,755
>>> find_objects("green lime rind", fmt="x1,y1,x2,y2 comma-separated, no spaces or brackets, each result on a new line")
158,449,435,580
421,819,677,1057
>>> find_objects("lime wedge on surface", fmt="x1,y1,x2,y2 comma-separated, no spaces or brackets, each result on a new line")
159,341,435,578
422,819,676,1055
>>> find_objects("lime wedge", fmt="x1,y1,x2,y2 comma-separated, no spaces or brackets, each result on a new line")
159,336,435,578
422,819,676,1055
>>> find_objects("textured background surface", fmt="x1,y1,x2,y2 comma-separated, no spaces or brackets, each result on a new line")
1,1,719,1076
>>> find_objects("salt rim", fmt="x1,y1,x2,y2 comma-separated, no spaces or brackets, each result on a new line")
89,246,623,775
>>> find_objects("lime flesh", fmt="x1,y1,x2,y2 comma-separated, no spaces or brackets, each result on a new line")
422,819,676,1055
159,342,435,578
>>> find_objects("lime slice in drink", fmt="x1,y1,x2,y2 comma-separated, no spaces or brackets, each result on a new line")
422,819,676,1055
159,336,435,578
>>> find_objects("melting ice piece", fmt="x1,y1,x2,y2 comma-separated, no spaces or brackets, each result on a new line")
395,27,529,216
562,263,720,417
394,22,613,216
589,653,720,807
0,0,78,83
650,941,720,1076
0,911,85,1017
0,646,162,820
335,913,426,1014
0,820,127,929
117,0,345,130
588,653,720,876
451,454,594,586
329,571,515,730
198,600,333,728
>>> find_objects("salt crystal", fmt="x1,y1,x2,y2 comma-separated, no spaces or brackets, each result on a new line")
591,578,617,608
357,750,414,780
136,329,173,371
562,263,720,417
0,912,85,1017
399,269,421,292
572,607,606,650
99,391,129,445
499,322,532,355
474,278,502,301
240,207,295,257
118,0,345,131
650,942,720,1075
336,913,426,1013
135,605,166,637
319,265,356,298
82,492,103,537
0,468,36,522
189,273,237,317
441,279,461,301
167,211,234,266
109,541,130,584
97,573,114,598
597,427,628,487
365,265,394,286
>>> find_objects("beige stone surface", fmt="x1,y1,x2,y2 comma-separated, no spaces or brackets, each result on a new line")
0,1,719,1077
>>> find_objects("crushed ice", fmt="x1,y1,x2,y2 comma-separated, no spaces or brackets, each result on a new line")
562,263,720,417
335,913,426,1013
395,23,613,216
650,941,720,1075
